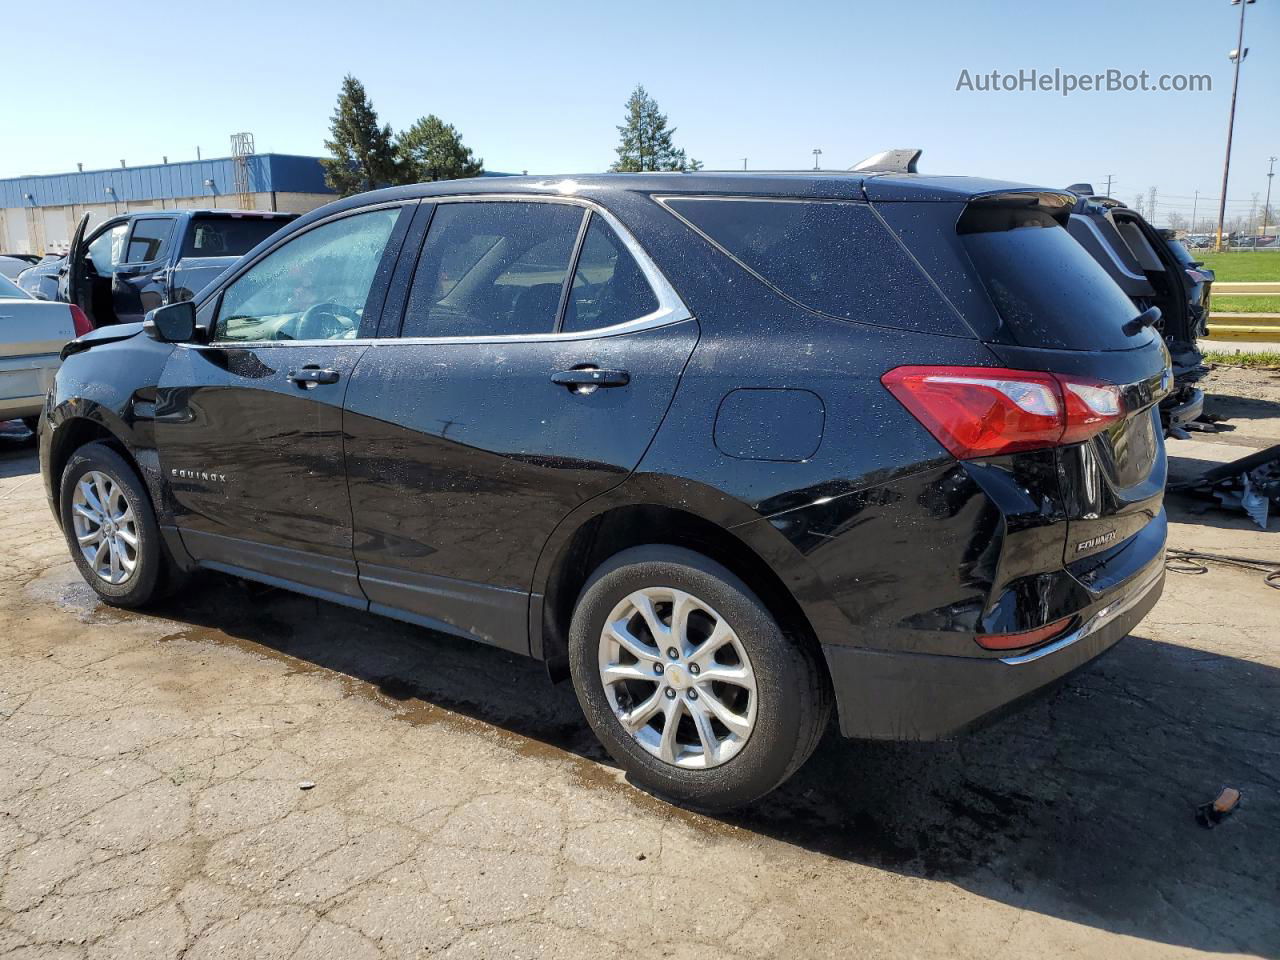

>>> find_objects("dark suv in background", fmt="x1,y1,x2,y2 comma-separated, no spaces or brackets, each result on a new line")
40,171,1169,808
57,208,297,327
1065,185,1210,433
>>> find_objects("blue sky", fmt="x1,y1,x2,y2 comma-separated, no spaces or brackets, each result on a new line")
6,0,1277,223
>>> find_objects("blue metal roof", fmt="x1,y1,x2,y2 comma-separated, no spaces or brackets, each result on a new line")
0,154,335,208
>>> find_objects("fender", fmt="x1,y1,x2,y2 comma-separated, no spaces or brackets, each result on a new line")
41,332,193,568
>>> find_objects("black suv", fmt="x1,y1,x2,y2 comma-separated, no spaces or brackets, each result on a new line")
41,172,1170,809
1064,187,1209,433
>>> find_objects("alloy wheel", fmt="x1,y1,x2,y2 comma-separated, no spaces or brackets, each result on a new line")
598,586,757,769
70,470,139,585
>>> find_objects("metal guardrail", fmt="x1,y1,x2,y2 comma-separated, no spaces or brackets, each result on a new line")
1205,312,1280,342
1213,282,1280,295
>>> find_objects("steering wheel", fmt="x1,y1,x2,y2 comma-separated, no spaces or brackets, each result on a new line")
296,301,358,340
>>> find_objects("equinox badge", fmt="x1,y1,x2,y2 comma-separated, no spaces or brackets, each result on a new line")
1076,530,1118,552
171,468,228,484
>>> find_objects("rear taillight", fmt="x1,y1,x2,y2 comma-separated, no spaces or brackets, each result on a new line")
69,304,94,338
881,365,1125,459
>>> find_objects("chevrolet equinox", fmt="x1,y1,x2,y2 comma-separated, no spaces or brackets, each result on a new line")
41,171,1169,809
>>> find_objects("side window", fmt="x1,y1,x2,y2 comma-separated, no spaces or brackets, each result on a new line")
561,214,659,333
214,208,400,343
665,197,936,329
124,218,175,264
402,202,584,338
86,223,127,274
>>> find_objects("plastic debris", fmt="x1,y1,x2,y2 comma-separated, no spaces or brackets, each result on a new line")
298,780,316,790
1171,443,1280,530
1196,786,1241,828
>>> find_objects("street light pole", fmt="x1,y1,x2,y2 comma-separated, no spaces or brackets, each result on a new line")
1215,0,1253,251
812,148,822,171
1263,156,1278,240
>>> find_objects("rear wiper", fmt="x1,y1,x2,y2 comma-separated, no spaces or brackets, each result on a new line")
1123,306,1161,335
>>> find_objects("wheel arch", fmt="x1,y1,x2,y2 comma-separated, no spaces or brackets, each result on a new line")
45,406,141,524
530,484,848,668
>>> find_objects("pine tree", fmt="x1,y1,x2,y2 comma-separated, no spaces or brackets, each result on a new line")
610,85,700,172
321,75,401,197
396,115,484,183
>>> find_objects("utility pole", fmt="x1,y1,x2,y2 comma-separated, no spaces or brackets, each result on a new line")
812,148,822,170
1192,190,1200,231
1104,174,1115,196
1148,186,1158,222
1216,0,1254,250
1263,156,1277,239
741,157,748,171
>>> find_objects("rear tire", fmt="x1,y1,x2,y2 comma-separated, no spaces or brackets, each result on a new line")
59,442,165,608
568,545,831,810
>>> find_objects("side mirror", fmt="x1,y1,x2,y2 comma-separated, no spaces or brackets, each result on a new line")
144,301,197,343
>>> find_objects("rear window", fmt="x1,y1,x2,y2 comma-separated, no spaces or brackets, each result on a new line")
958,203,1140,351
181,216,290,259
663,197,968,336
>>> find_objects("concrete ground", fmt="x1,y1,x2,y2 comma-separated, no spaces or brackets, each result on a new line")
1,369,1278,959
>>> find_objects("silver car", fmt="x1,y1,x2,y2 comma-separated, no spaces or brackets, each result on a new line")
0,273,87,430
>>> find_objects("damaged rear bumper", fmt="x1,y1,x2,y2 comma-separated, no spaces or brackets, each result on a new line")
822,559,1165,741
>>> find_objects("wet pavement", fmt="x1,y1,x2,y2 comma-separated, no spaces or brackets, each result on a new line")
1,402,1278,958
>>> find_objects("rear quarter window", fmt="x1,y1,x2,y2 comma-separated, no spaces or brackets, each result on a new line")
661,197,971,337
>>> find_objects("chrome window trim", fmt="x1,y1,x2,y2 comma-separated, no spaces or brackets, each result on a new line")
389,194,691,344
197,193,691,348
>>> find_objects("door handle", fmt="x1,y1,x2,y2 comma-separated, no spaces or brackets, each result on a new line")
551,368,630,393
287,366,340,386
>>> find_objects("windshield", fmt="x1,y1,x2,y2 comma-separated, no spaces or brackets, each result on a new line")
181,216,292,259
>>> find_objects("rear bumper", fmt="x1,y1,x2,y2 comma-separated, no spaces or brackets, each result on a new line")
822,558,1165,740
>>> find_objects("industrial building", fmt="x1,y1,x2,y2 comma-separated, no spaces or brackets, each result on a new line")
0,153,336,255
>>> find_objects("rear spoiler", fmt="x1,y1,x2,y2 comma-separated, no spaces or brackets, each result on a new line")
61,321,145,360
850,148,922,174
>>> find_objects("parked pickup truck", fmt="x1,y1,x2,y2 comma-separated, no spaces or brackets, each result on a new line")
60,209,298,326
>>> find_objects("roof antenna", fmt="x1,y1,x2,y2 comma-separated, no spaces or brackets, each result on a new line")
849,148,922,174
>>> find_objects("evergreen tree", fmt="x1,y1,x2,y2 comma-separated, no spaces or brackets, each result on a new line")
610,85,700,172
396,115,484,183
321,75,401,196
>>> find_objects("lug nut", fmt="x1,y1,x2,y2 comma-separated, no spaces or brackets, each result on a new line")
664,688,677,700
653,662,664,675
689,663,700,676
666,647,679,660
687,689,699,701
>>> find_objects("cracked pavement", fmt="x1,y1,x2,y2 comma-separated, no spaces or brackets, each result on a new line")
1,372,1279,960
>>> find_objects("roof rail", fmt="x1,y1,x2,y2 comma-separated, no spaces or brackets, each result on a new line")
849,148,921,174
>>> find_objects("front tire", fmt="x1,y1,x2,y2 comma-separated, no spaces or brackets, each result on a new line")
568,545,831,810
59,442,164,608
